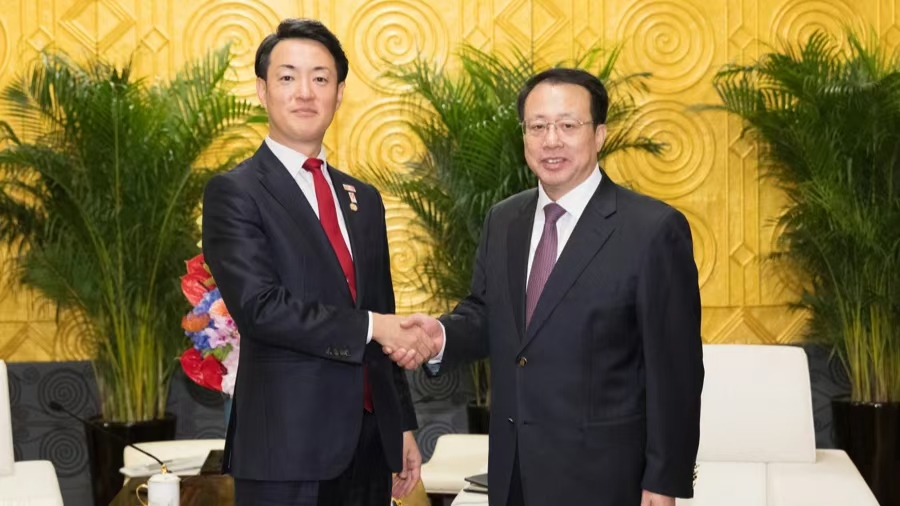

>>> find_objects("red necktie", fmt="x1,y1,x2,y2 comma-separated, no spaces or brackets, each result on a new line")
302,157,373,412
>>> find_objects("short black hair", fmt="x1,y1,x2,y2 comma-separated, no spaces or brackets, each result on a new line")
254,19,349,83
516,68,609,125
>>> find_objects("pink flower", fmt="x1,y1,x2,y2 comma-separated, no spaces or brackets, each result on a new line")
221,344,240,396
205,327,228,349
210,313,234,332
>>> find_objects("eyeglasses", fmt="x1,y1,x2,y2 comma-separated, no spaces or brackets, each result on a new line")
520,119,594,137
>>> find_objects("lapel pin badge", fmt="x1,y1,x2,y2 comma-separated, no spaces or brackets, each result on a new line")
343,184,358,211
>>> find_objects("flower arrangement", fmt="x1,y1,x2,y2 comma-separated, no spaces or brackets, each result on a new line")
179,254,240,396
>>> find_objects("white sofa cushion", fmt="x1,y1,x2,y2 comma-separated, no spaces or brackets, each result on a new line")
0,460,64,506
697,345,816,463
0,360,15,475
677,461,766,506
421,434,489,494
767,449,879,506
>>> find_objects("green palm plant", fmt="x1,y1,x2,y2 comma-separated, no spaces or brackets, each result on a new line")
368,45,665,409
710,30,900,403
0,46,263,421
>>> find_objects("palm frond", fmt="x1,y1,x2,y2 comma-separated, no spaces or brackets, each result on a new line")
0,45,262,421
712,29,900,402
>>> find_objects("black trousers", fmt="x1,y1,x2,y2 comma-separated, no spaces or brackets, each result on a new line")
507,448,525,506
234,410,391,506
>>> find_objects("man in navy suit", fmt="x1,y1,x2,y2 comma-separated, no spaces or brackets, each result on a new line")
202,19,435,506
393,69,704,506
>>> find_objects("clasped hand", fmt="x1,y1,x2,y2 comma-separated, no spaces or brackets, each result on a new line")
371,313,442,370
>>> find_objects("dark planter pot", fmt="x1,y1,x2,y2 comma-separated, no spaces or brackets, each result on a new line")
832,399,900,506
467,402,490,434
85,413,177,506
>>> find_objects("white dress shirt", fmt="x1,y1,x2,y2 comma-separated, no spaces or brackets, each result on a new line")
431,166,604,363
265,136,374,343
526,166,603,284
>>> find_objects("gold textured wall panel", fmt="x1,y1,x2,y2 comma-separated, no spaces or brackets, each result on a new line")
0,0,897,361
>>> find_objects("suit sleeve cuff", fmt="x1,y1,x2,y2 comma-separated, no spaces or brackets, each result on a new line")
427,321,447,364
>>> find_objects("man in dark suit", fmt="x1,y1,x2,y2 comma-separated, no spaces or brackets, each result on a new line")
202,19,435,506
393,68,704,506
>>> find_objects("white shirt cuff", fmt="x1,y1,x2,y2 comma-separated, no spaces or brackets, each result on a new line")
427,321,447,364
366,312,373,343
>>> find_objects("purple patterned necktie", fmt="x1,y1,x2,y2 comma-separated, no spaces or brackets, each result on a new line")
525,203,566,328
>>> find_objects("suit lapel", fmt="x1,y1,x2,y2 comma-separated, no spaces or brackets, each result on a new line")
255,143,353,303
508,191,538,341
328,166,365,309
521,175,618,351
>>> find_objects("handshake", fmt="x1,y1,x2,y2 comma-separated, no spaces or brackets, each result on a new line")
372,313,443,370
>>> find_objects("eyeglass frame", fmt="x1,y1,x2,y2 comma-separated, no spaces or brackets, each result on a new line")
519,118,596,137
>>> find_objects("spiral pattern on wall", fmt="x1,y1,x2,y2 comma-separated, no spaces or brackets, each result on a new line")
617,0,714,93
0,20,8,76
411,367,461,402
39,428,88,477
347,100,423,172
38,368,92,416
772,0,861,50
679,208,716,289
54,316,95,361
348,0,448,92
8,367,20,405
183,0,281,98
385,201,434,313
623,101,715,198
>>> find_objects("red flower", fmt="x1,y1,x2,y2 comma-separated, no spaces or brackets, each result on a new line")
181,254,216,305
179,348,224,392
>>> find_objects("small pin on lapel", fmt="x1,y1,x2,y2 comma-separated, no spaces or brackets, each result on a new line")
350,203,359,212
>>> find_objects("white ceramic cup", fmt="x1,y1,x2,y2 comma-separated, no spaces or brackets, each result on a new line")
136,472,180,506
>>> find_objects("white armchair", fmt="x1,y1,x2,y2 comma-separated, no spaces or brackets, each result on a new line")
420,434,489,495
448,344,880,506
680,344,878,506
0,360,64,506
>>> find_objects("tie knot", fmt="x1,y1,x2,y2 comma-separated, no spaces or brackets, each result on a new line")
302,157,323,173
544,203,566,225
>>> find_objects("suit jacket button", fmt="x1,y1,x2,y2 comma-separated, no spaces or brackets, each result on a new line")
507,417,514,424
518,357,527,367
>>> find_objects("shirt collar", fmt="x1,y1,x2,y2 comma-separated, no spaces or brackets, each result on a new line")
265,136,328,177
536,165,603,221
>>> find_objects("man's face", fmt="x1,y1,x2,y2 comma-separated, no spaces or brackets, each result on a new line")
522,82,607,200
256,38,344,155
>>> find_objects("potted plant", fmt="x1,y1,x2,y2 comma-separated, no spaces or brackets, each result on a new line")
0,46,261,505
368,44,664,433
711,30,900,505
